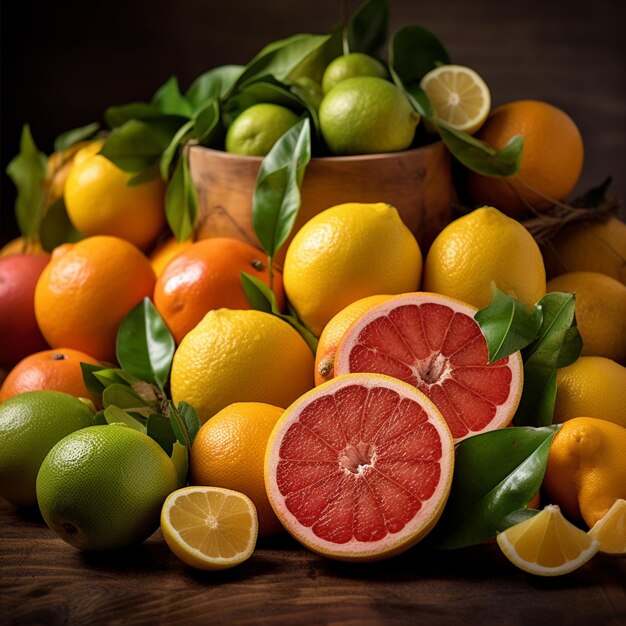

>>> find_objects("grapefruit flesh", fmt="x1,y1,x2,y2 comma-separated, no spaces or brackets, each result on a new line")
265,373,454,561
334,293,523,442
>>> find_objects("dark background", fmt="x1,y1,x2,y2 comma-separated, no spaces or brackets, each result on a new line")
1,0,624,244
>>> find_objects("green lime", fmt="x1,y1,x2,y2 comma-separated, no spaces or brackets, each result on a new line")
36,424,178,551
321,53,388,95
292,77,324,110
0,390,94,507
319,77,420,156
225,103,300,156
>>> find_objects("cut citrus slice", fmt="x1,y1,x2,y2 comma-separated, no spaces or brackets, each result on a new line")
265,373,454,561
588,498,626,556
334,292,523,442
497,504,600,576
161,486,258,570
420,64,491,134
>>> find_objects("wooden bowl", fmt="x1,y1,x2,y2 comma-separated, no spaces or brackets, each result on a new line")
190,142,454,265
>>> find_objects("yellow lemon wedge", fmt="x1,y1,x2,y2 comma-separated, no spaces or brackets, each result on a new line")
588,498,626,556
496,505,600,576
420,64,491,134
161,486,258,570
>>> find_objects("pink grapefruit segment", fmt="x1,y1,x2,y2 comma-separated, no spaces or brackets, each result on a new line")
333,292,523,442
265,373,454,561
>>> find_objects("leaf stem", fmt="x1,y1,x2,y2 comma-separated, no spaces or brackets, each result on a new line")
341,0,350,55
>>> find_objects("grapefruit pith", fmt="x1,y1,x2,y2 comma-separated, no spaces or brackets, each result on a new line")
334,292,523,442
265,373,454,561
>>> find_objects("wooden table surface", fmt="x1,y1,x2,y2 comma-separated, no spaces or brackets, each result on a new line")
1,500,624,625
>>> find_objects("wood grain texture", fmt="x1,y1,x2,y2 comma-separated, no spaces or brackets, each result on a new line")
1,500,625,625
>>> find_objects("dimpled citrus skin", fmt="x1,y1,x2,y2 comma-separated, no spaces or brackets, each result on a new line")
36,425,178,550
541,217,626,284
34,236,156,362
546,271,626,363
283,203,422,337
553,357,626,427
190,402,284,537
0,348,101,405
0,391,94,507
321,53,387,94
319,77,419,155
423,206,546,310
170,309,314,423
64,141,165,250
542,417,626,528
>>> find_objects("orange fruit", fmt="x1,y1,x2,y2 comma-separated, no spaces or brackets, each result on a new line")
34,236,156,362
467,100,584,219
154,238,285,344
0,254,50,369
542,417,626,528
190,402,284,537
64,141,166,250
541,217,626,284
546,271,626,363
148,237,194,277
333,292,524,442
265,373,454,561
0,348,101,406
423,206,546,310
314,294,393,386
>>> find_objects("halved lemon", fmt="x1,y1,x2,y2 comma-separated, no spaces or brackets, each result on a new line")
420,64,491,134
496,504,600,576
588,498,626,556
161,486,258,570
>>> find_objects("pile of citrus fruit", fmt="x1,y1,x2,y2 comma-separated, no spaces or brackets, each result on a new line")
1,0,625,579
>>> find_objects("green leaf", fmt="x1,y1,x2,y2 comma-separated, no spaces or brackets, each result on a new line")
514,292,582,427
168,401,192,449
54,122,100,152
389,24,450,86
235,34,331,88
147,413,177,455
435,124,524,177
177,402,200,446
93,410,107,425
38,197,84,252
92,368,138,390
102,384,152,421
80,362,109,397
241,272,318,352
252,118,311,258
115,297,175,392
99,118,183,173
152,76,193,118
185,65,244,112
127,164,160,186
165,152,198,241
475,286,543,363
498,507,539,530
105,102,162,128
5,124,48,240
193,98,223,146
348,0,389,56
170,441,189,488
103,406,146,432
159,119,195,180
433,426,560,549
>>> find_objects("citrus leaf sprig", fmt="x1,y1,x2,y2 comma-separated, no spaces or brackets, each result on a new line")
474,288,582,428
81,298,200,487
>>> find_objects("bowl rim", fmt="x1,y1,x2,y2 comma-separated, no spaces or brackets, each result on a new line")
189,140,447,164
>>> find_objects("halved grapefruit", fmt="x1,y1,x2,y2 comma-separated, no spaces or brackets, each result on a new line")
264,373,454,561
333,292,523,442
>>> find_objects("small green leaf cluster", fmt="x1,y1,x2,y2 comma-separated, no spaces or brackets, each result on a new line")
80,297,200,487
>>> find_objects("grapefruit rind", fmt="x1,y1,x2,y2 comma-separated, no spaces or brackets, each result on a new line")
264,373,454,561
333,292,523,443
